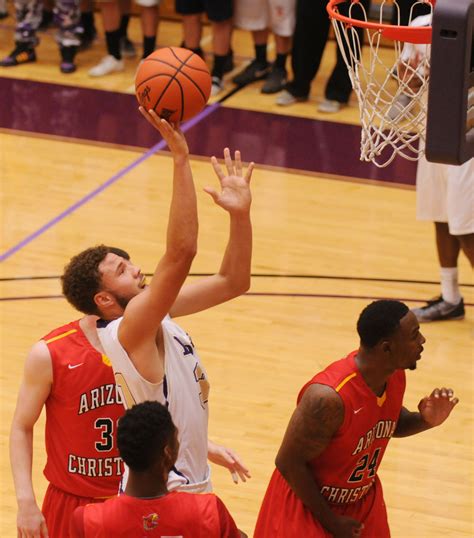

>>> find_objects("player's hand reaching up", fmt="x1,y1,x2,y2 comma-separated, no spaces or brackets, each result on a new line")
205,148,254,215
418,387,459,427
138,107,189,162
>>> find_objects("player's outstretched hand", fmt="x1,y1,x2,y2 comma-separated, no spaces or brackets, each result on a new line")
138,107,189,160
207,440,251,484
205,148,254,215
17,501,49,538
418,387,459,427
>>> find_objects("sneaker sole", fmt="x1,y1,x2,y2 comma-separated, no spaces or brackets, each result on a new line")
0,58,36,67
418,314,465,322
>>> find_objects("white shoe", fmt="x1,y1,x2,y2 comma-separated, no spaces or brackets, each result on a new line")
318,99,342,113
210,76,223,97
89,55,124,77
387,93,412,121
275,89,308,106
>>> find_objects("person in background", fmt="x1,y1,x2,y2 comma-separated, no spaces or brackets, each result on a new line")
232,0,295,95
176,0,234,96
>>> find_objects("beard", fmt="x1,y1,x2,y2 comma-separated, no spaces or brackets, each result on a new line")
112,292,133,310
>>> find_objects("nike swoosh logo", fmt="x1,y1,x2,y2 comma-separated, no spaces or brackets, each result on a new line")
354,407,363,414
68,363,84,369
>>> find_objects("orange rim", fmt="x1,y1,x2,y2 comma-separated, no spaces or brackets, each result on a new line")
326,0,433,44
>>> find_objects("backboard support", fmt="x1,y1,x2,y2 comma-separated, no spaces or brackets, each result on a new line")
425,0,474,164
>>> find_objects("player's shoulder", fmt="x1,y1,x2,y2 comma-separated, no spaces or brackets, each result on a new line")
42,319,80,344
23,340,53,383
28,339,52,365
299,351,357,399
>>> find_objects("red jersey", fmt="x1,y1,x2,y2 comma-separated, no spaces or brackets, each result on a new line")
300,350,405,504
254,351,405,537
43,320,124,498
70,491,241,538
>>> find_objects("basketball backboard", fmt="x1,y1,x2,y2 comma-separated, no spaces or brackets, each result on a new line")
425,0,474,164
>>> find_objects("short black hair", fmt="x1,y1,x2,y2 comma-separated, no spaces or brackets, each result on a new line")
61,245,130,315
357,300,409,348
117,401,176,472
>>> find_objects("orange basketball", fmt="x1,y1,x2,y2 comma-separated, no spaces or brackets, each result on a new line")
135,47,212,123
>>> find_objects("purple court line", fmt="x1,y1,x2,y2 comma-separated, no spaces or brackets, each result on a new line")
1,102,220,263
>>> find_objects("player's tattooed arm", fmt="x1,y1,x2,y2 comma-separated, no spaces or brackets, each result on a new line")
278,384,344,460
275,384,362,537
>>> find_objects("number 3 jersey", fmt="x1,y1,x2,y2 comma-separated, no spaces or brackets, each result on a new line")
300,350,406,504
96,315,211,493
42,320,124,498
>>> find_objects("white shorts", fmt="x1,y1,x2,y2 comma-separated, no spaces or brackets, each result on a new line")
135,0,160,7
416,155,474,235
233,0,296,36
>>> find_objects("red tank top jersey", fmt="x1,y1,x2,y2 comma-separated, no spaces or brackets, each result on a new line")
43,320,124,497
70,491,241,538
298,350,406,505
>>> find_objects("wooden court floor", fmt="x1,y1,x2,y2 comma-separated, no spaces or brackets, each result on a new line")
1,11,473,538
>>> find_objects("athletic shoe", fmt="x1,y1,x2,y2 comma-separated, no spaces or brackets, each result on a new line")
89,55,124,77
0,45,36,66
387,93,412,121
275,89,308,106
318,99,343,113
412,296,465,322
60,45,77,73
120,37,136,58
60,61,76,74
232,59,270,86
261,65,287,94
210,76,223,96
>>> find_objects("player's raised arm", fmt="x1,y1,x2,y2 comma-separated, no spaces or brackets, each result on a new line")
10,341,53,538
170,149,254,318
118,111,198,352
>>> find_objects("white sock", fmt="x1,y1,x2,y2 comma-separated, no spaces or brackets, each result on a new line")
440,267,462,304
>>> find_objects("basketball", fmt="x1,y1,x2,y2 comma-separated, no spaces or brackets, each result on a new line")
135,47,212,124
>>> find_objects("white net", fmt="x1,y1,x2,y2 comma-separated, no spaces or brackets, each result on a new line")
329,1,433,167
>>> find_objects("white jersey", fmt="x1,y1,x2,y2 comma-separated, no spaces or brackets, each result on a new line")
97,315,211,493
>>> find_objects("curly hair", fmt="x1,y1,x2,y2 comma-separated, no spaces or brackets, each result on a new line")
61,245,130,315
357,300,409,349
117,401,176,472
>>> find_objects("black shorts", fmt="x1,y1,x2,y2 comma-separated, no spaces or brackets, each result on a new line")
175,0,232,22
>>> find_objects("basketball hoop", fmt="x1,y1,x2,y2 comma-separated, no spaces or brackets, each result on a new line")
327,0,434,167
